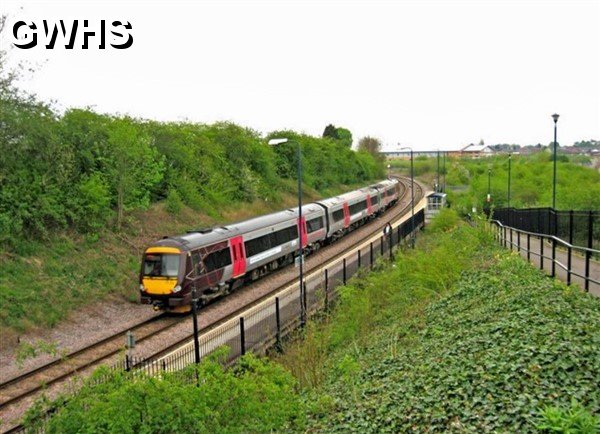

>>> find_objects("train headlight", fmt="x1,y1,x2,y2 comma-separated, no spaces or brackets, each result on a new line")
139,284,145,292
173,285,182,293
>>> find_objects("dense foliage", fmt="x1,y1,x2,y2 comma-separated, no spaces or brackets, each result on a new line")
0,78,382,334
0,89,382,247
25,351,306,433
278,212,600,432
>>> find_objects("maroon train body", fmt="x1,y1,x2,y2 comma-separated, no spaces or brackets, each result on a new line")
139,179,401,312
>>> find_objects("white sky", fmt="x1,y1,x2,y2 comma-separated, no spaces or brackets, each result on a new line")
2,0,599,151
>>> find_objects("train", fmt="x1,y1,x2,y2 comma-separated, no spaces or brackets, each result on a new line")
139,178,402,312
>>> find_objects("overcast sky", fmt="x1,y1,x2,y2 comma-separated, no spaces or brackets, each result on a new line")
2,0,599,151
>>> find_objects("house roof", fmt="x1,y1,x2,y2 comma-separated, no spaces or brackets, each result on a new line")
461,144,494,153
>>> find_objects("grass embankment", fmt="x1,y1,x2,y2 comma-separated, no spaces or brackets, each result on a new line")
279,210,600,432
26,211,600,432
0,179,364,346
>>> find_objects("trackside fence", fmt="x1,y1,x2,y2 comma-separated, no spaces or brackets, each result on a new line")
11,206,426,433
486,208,600,293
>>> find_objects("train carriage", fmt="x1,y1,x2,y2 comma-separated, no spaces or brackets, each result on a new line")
140,178,402,312
140,204,326,311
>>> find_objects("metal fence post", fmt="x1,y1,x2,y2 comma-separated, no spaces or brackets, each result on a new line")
517,231,521,253
380,236,384,256
527,233,531,262
324,269,329,312
370,242,374,269
540,237,544,270
567,247,572,286
569,210,574,245
510,227,513,251
191,288,201,365
239,317,246,356
585,211,593,292
343,258,346,285
504,227,507,248
551,237,556,277
125,354,130,372
275,297,282,352
358,249,361,268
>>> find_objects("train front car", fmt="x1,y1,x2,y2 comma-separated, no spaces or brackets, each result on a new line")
139,243,189,312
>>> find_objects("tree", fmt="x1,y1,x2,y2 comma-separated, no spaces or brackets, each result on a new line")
105,118,164,229
323,124,337,140
322,124,353,148
358,136,382,158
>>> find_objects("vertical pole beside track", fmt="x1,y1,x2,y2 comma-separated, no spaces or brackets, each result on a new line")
191,288,201,366
239,317,246,356
324,269,329,312
343,258,347,285
275,297,282,352
370,242,374,269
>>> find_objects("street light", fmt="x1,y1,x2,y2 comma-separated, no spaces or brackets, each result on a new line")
552,113,560,209
268,137,306,325
400,146,415,248
442,151,446,193
436,150,440,192
507,153,512,208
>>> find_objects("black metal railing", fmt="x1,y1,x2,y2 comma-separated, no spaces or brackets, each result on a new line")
487,207,599,252
488,216,600,293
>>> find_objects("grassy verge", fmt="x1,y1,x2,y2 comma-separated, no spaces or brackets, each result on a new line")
0,179,369,344
277,210,600,432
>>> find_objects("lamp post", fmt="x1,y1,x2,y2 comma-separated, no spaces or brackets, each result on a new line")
552,113,560,209
442,151,446,193
400,146,415,248
268,138,305,325
436,150,440,192
507,153,512,208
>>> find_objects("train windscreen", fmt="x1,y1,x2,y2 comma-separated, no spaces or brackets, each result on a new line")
143,254,180,278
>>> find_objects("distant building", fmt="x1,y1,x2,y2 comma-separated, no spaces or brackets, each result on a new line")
460,143,495,158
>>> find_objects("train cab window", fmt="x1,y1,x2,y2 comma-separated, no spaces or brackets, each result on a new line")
332,209,344,222
372,195,379,205
143,254,180,278
307,217,324,233
203,248,232,272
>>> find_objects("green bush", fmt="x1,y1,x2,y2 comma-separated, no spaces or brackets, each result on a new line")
25,352,306,433
165,188,184,214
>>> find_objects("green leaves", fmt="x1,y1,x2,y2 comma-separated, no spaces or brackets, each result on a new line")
292,223,600,433
26,354,306,433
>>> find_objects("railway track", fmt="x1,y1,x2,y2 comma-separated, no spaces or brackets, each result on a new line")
1,176,423,433
0,314,182,413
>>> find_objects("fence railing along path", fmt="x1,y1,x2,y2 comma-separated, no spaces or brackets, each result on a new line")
488,207,600,296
